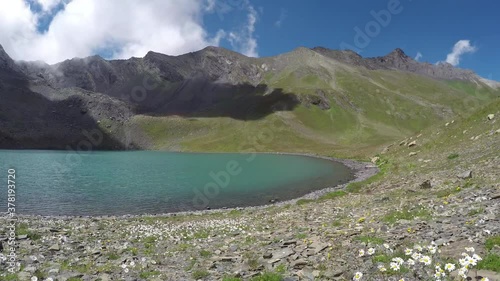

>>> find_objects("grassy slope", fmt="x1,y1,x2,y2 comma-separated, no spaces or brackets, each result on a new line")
130,53,500,159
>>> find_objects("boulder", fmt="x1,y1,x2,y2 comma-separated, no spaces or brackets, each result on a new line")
487,114,495,120
457,170,472,179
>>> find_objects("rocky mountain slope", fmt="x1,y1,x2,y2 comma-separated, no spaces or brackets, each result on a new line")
1,44,499,157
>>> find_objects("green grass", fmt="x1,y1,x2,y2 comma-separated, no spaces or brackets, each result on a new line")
318,190,347,200
382,206,431,224
15,223,42,240
435,187,461,198
250,272,283,281
296,199,314,205
447,153,459,159
467,207,484,216
485,235,500,251
139,271,161,279
192,269,210,279
107,252,120,260
200,250,212,258
477,254,500,272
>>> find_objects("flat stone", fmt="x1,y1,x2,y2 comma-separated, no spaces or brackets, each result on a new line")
49,244,60,251
271,248,294,260
457,170,472,179
491,193,500,200
291,259,308,268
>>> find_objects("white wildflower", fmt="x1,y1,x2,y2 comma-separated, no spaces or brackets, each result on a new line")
31,277,38,281
358,249,365,257
444,263,456,272
404,248,413,255
390,262,400,271
407,258,415,266
353,271,363,281
419,255,432,265
378,265,387,272
428,245,437,254
367,248,375,255
392,257,404,266
458,267,468,279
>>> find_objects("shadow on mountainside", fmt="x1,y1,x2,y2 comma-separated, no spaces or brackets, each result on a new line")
0,68,125,150
107,78,301,121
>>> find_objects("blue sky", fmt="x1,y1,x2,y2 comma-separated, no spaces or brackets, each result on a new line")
1,0,498,80
205,0,499,80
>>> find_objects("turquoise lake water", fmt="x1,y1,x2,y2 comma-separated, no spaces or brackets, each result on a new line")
0,150,353,216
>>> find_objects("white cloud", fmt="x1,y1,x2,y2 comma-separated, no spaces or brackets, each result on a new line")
0,0,260,63
274,8,287,28
227,4,258,57
414,52,422,61
445,40,477,66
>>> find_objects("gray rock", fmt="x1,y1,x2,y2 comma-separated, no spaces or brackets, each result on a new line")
49,244,60,251
271,248,294,260
457,170,473,179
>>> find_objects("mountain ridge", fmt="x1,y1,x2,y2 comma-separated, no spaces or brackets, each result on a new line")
1,43,499,156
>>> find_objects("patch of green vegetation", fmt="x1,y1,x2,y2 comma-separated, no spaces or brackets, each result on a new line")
296,199,314,205
477,254,500,272
228,209,243,216
139,270,161,279
435,187,461,198
244,252,260,270
125,247,138,256
193,230,210,239
250,272,284,281
319,190,347,200
176,243,191,252
192,269,210,279
200,250,211,258
107,252,120,260
15,223,42,240
485,235,500,251
467,207,484,216
354,235,385,245
372,254,391,263
447,153,459,159
382,206,431,224
347,157,390,193
295,233,307,239
3,274,18,281
67,278,83,281
275,264,286,274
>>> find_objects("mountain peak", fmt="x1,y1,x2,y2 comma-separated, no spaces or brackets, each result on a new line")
386,48,410,60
